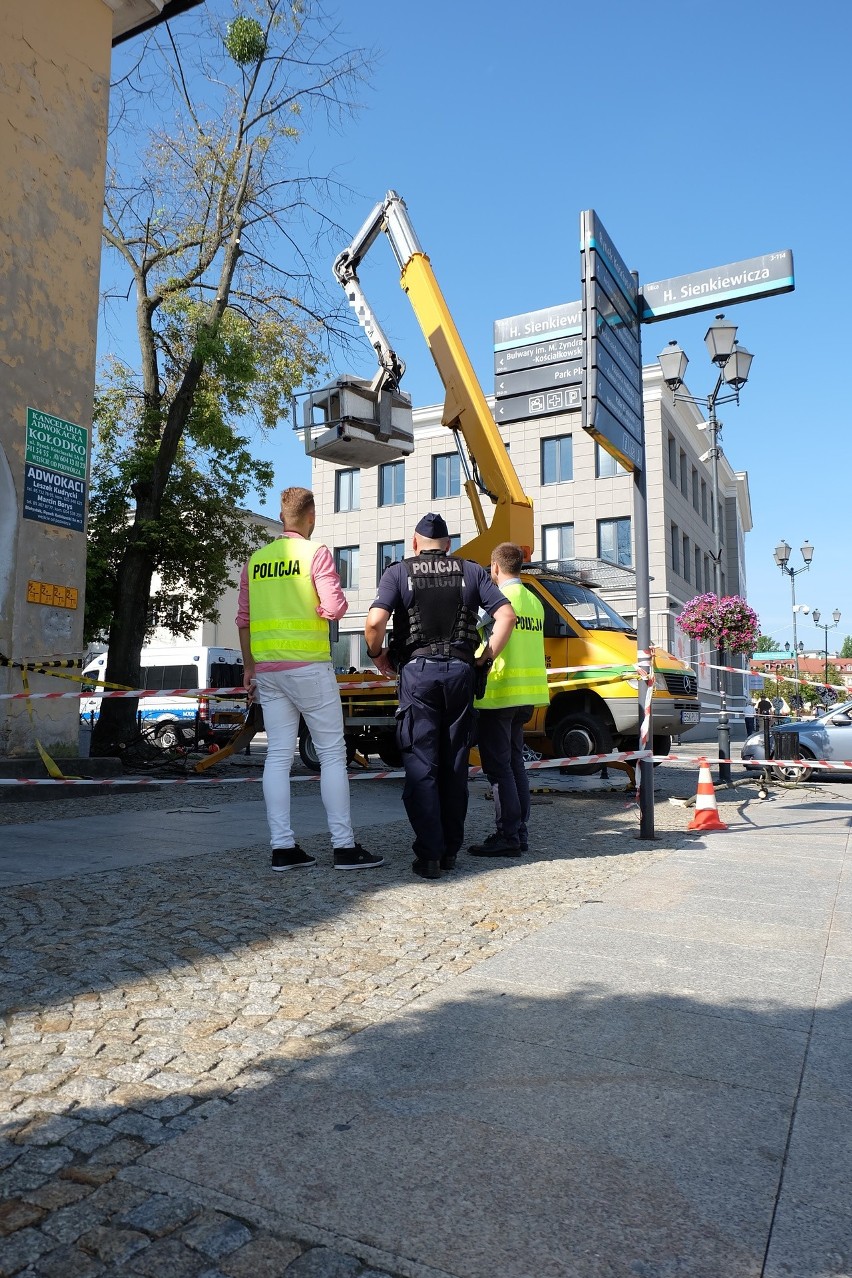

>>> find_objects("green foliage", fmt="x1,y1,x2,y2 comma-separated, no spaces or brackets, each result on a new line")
755,633,780,652
841,636,852,658
89,0,365,664
85,350,281,644
225,15,267,65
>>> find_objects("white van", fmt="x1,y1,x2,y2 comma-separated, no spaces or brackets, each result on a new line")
81,646,246,746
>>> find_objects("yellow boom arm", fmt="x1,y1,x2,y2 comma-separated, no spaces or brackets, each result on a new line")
333,191,534,565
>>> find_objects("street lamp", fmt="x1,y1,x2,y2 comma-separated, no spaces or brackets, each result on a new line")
812,607,841,685
774,539,814,715
658,314,754,784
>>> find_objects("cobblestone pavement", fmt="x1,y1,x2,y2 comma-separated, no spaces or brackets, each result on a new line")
0,765,732,1276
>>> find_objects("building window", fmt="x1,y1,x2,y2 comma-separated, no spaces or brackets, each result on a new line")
694,546,702,591
378,461,405,507
334,546,359,590
701,480,708,522
541,434,573,484
432,453,460,499
668,434,677,483
448,534,461,553
334,468,359,513
542,523,575,561
682,534,690,582
679,450,688,497
704,554,712,592
377,540,404,583
671,523,680,575
692,467,699,510
718,502,724,543
595,443,626,477
598,517,632,567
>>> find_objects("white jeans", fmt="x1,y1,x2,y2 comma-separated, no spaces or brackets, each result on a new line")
255,664,354,850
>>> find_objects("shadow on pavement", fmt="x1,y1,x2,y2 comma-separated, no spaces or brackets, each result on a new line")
3,980,850,1277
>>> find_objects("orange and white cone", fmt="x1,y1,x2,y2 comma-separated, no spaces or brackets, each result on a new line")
687,757,727,831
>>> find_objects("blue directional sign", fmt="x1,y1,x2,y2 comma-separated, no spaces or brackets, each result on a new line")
493,332,582,374
495,360,582,398
580,209,644,473
494,383,582,425
640,250,794,322
493,303,584,403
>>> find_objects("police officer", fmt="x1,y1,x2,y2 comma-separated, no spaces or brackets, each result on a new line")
468,542,549,858
365,513,516,880
237,486,381,872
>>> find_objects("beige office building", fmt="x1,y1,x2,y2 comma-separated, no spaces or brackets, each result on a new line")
306,363,752,716
1,0,203,757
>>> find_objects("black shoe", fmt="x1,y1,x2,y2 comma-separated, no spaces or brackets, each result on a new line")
519,842,529,853
467,832,521,857
412,858,441,880
440,853,457,872
271,846,316,871
333,843,384,870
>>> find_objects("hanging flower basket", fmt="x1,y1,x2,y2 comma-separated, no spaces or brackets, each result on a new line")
676,593,760,655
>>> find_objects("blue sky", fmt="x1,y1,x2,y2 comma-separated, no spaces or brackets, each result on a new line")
106,0,850,651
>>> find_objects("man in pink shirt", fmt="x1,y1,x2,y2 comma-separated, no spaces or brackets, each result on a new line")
237,486,381,872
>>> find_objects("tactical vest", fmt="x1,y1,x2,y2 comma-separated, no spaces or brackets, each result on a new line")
247,537,330,663
475,580,550,709
400,552,481,662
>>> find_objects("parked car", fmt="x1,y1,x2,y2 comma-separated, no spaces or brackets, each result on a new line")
741,701,852,781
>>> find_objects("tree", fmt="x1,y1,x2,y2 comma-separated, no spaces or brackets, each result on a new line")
89,1,369,753
755,633,780,652
841,636,852,658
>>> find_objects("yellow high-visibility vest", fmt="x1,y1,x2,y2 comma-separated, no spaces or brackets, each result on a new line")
247,538,330,663
475,580,549,709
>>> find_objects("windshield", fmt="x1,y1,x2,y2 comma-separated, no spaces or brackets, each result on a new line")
539,578,634,633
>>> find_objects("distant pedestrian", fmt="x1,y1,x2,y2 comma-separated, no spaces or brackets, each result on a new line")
365,512,516,880
468,542,549,858
237,486,381,872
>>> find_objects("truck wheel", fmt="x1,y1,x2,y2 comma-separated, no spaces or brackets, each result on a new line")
652,735,672,765
551,713,613,775
298,729,357,772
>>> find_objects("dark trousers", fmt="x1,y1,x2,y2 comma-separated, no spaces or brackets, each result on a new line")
396,658,475,862
477,705,533,844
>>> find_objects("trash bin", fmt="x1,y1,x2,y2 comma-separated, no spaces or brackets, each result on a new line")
772,730,800,760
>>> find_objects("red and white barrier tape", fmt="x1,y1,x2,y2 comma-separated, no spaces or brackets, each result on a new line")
4,747,845,784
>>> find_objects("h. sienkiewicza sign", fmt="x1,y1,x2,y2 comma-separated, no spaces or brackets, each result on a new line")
640,250,794,322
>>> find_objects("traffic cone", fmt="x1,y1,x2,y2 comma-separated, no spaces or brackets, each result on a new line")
687,757,727,831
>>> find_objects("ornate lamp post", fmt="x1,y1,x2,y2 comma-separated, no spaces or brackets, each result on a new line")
812,608,841,686
658,315,754,783
774,539,814,716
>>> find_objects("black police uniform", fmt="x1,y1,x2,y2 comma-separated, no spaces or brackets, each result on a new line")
371,516,509,873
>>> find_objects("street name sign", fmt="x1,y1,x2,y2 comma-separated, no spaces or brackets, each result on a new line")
493,301,582,351
580,209,644,473
640,250,794,322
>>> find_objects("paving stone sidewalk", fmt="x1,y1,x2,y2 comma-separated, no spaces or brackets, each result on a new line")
0,765,749,1276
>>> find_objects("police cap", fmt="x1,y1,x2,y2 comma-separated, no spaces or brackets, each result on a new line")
415,511,449,539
